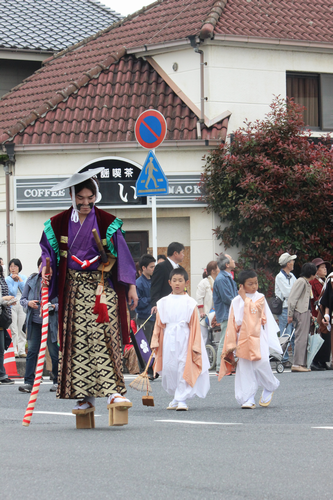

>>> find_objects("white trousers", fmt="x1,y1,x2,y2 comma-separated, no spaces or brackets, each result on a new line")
161,324,210,403
235,328,280,406
10,302,26,355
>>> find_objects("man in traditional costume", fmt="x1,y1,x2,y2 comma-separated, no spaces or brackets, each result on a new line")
218,270,282,409
151,268,210,411
40,167,137,414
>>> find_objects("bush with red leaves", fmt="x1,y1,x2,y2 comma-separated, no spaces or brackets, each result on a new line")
201,97,333,295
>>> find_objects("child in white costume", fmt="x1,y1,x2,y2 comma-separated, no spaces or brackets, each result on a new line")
151,268,210,411
218,269,282,409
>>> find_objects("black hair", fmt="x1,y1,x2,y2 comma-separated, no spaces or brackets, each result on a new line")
169,267,188,281
135,261,141,279
139,253,156,270
300,263,317,279
157,254,167,261
73,177,98,196
8,258,22,273
238,269,257,285
37,257,42,268
167,242,185,257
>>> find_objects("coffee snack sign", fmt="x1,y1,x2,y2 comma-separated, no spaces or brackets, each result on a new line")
15,158,205,211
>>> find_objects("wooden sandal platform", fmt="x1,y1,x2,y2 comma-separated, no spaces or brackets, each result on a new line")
107,398,133,426
72,403,95,429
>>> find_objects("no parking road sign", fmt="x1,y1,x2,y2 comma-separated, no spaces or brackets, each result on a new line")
136,150,168,197
135,109,167,149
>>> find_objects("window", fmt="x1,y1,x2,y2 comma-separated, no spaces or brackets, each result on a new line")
286,72,333,131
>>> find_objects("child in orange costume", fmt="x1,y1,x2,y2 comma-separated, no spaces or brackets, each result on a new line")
218,270,282,409
151,268,210,411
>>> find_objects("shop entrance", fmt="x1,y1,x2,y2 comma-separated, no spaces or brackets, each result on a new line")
124,231,149,262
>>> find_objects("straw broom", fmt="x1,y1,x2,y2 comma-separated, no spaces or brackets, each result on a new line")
129,349,155,406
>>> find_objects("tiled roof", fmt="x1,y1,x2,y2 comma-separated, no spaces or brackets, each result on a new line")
215,0,333,43
0,0,121,52
1,0,332,146
0,0,219,145
12,55,228,144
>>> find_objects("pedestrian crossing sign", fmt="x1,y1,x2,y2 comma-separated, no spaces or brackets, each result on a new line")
136,150,169,197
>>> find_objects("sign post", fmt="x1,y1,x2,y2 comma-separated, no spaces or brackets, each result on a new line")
152,186,157,259
135,110,168,258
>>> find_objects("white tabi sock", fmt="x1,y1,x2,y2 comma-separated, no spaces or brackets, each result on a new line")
107,393,131,405
243,394,256,406
261,389,273,404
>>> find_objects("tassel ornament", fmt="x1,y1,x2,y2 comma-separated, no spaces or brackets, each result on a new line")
96,292,109,323
93,284,103,314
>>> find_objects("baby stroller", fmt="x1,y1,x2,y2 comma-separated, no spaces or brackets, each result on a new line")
269,327,295,373
204,311,222,370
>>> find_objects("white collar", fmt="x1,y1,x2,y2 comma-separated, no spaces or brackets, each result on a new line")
167,257,179,269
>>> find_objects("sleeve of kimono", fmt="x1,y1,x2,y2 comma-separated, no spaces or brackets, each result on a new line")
183,309,202,388
218,304,238,381
39,231,58,301
112,229,136,286
150,311,165,375
222,304,238,356
151,311,164,349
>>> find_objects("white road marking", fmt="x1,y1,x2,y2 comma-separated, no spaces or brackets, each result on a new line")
312,426,333,430
155,419,242,426
34,411,101,417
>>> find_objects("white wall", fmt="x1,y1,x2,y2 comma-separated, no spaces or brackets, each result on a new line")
207,44,333,133
8,149,219,283
153,48,201,111
153,42,333,134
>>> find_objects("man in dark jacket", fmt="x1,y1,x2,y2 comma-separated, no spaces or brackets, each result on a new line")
18,258,59,393
150,242,185,313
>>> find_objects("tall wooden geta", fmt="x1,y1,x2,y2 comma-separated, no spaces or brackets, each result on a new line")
107,402,132,426
72,406,95,429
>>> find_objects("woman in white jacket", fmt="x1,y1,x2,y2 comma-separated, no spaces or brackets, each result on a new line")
196,261,219,344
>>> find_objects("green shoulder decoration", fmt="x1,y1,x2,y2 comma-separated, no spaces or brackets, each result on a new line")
106,217,124,257
43,219,60,265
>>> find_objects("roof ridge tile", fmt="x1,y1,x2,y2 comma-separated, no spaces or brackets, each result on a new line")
200,0,228,39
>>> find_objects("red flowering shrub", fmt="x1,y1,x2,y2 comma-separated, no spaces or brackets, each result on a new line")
201,97,333,296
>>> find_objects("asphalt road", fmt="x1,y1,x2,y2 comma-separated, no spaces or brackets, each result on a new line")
1,370,333,500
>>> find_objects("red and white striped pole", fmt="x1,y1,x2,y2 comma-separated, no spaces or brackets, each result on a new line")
22,258,51,427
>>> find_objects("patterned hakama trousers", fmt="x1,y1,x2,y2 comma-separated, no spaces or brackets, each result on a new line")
57,269,126,399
